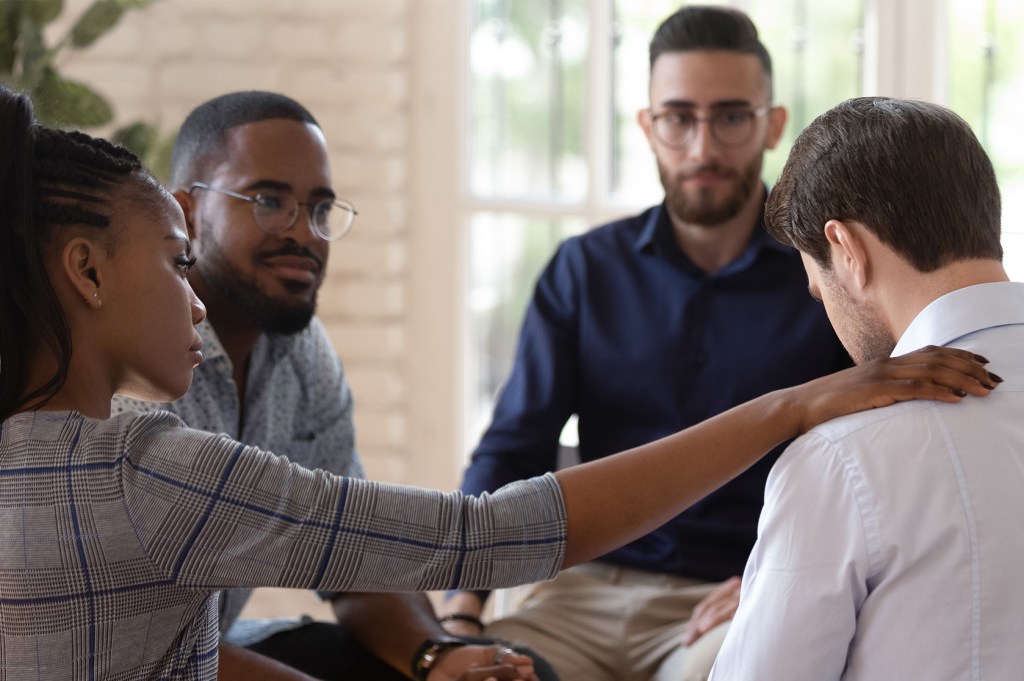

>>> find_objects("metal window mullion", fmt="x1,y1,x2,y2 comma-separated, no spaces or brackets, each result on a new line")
791,0,808,130
579,0,614,230
863,0,946,100
980,0,997,148
547,0,565,195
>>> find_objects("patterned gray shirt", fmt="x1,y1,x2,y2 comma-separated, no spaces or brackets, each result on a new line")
112,318,364,632
0,410,566,680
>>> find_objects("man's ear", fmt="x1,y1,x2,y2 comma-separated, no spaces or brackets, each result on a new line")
173,189,197,240
61,237,107,309
764,105,788,150
637,107,656,151
824,219,869,290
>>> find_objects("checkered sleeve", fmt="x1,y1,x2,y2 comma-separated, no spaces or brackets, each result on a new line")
121,412,567,593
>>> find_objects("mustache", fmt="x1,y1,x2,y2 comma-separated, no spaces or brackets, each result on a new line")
259,243,324,271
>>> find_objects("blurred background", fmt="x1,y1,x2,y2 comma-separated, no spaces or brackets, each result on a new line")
4,0,1021,616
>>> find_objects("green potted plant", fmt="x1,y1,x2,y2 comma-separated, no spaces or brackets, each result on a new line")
0,0,174,179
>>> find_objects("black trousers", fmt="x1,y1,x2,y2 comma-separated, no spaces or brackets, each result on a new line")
247,622,560,681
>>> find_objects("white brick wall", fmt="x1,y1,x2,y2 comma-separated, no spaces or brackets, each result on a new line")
52,0,459,488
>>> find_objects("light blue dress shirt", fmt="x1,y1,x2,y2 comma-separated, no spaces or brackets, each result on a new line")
712,282,1024,680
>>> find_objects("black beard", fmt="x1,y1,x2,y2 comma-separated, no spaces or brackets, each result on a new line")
201,242,318,336
660,155,762,226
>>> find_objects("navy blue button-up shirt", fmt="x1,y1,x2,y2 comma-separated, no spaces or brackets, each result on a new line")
461,201,851,581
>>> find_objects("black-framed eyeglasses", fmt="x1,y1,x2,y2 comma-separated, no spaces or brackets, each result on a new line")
649,104,771,149
188,182,357,242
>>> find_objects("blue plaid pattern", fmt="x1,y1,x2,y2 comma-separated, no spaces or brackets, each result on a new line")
112,318,366,634
0,410,566,679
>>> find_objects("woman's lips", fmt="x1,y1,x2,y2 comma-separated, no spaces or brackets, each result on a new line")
189,337,204,366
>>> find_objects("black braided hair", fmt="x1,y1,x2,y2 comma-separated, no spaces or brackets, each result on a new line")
0,85,148,421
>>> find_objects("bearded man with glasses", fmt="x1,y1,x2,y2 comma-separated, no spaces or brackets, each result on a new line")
113,91,553,681
439,6,852,681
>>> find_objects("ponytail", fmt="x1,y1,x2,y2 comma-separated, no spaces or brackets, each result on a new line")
0,86,44,421
0,85,146,421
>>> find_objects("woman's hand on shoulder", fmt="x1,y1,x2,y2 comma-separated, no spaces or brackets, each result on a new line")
792,345,1000,433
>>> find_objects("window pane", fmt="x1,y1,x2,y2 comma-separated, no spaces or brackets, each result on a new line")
610,0,863,195
469,0,588,200
610,0,682,203
746,0,864,183
465,213,586,443
948,0,1024,280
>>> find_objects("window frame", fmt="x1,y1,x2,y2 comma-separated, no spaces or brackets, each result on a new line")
443,0,1017,457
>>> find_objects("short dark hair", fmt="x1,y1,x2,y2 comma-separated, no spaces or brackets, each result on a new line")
765,96,1002,272
169,91,320,190
650,5,772,86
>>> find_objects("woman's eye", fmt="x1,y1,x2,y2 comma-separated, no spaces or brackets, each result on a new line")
175,256,197,276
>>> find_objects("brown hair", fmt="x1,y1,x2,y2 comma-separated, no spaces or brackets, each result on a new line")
766,97,1002,271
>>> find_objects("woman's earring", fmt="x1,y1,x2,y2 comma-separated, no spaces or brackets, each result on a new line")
93,291,102,309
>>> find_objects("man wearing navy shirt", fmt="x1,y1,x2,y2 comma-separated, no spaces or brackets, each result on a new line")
439,6,850,681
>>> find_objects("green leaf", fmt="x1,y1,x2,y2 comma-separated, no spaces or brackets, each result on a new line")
111,120,157,157
147,128,178,183
32,68,113,127
16,14,47,83
70,0,124,48
24,0,64,25
0,2,22,75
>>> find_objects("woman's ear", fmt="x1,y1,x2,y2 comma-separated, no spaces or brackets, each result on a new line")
61,237,107,310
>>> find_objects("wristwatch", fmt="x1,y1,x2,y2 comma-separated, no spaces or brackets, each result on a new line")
411,637,468,680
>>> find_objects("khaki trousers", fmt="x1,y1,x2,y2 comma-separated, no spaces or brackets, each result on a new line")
484,562,730,681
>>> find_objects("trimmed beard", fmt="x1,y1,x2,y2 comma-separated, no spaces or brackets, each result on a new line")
659,153,762,226
201,241,318,336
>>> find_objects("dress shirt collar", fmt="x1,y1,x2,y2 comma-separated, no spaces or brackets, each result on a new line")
893,281,1024,356
636,188,791,276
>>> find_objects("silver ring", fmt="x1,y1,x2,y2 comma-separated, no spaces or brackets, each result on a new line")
493,647,515,665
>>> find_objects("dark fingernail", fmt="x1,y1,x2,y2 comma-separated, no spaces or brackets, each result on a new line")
987,371,1004,383
973,353,990,363
953,388,968,397
980,383,996,391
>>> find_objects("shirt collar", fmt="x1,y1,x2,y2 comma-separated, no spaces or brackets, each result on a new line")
892,281,1024,356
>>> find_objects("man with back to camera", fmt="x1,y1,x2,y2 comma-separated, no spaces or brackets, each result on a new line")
709,97,1021,680
112,91,553,681
439,6,852,681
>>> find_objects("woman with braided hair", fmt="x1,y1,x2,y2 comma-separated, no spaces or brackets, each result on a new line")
0,84,1001,680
